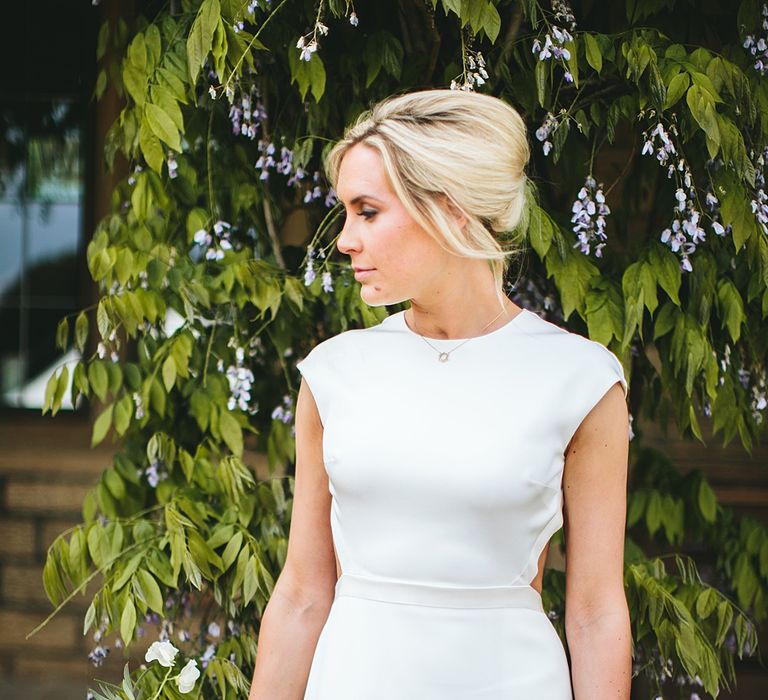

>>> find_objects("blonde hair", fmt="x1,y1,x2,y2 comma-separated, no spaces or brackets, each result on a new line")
324,88,531,309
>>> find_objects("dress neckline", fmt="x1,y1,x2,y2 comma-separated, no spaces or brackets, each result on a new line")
393,307,530,343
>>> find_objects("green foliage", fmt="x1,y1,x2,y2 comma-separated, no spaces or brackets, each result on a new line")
36,1,768,698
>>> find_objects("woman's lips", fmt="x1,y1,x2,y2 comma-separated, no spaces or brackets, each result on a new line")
354,268,375,281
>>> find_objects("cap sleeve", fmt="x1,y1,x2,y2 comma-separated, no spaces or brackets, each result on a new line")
561,340,628,450
296,344,331,428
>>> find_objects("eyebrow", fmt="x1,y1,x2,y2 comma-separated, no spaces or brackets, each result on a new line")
341,194,384,206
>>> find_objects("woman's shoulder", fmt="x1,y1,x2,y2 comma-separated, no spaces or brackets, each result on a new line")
519,310,627,390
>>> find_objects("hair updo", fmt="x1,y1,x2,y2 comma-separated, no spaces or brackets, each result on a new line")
324,88,531,305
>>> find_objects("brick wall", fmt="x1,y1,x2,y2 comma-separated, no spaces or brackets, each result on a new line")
0,415,126,698
0,410,766,699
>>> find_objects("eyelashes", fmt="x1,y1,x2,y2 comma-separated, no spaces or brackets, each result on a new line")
357,209,377,220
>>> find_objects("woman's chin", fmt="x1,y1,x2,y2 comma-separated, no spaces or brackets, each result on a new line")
359,285,397,307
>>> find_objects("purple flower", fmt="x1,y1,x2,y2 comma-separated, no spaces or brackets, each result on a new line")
571,176,610,257
88,645,110,667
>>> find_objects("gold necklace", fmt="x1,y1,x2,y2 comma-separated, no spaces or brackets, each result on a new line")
410,306,509,362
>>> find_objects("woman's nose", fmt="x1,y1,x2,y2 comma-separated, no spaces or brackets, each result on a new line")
336,219,361,256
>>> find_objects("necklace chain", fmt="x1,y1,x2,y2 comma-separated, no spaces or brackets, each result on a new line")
410,306,510,362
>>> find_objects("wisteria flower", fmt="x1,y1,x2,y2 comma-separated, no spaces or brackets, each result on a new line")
531,6,575,86
641,121,678,167
145,639,179,667
535,111,560,157
296,35,319,62
88,645,109,667
752,146,768,234
225,343,256,413
450,48,489,91
742,4,768,75
272,393,295,424
571,176,610,257
321,270,334,294
200,643,217,669
176,659,201,693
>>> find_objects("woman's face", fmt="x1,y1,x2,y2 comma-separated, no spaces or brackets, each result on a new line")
334,143,454,307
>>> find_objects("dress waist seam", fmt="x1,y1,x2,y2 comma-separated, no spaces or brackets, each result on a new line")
334,572,544,611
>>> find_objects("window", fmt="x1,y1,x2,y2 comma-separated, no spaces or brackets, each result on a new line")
0,100,85,408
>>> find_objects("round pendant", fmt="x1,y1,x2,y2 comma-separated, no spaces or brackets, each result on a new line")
438,352,450,362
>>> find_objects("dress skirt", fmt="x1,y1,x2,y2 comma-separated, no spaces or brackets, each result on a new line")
303,573,574,699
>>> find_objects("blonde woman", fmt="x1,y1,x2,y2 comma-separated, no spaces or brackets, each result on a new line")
249,89,632,699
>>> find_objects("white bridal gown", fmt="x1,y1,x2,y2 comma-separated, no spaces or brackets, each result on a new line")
295,306,628,700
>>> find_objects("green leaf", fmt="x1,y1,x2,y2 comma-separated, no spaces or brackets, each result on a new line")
114,393,134,436
242,554,259,605
127,32,147,71
89,361,109,402
187,0,221,84
649,245,682,306
179,448,195,482
122,63,146,106
144,103,181,151
221,531,243,572
122,663,136,700
716,279,744,342
56,317,69,350
75,312,89,353
212,17,228,79
121,596,137,646
150,85,184,133
43,554,66,606
646,490,662,536
698,478,717,522
719,172,761,251
686,84,720,156
480,2,501,43
584,33,602,74
51,366,69,416
87,524,111,569
145,24,162,71
535,59,548,108
308,54,327,102
135,570,164,614
219,409,243,456
715,600,733,646
43,372,58,415
162,355,177,392
83,599,97,636
546,242,599,320
139,121,165,173
157,67,189,104
92,404,114,447
664,71,690,109
527,205,555,259
112,553,144,591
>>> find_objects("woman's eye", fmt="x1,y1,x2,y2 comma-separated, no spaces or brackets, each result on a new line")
357,209,377,220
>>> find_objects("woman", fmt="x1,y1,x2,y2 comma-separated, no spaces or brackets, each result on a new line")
249,89,632,699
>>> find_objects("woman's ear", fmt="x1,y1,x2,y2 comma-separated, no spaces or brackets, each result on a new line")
439,194,468,231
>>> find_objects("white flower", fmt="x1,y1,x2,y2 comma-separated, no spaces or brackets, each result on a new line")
176,659,200,693
145,639,179,667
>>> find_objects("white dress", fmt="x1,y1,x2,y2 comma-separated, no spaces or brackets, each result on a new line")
295,307,628,699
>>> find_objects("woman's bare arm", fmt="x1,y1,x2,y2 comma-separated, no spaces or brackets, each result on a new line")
562,381,632,700
248,377,338,699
